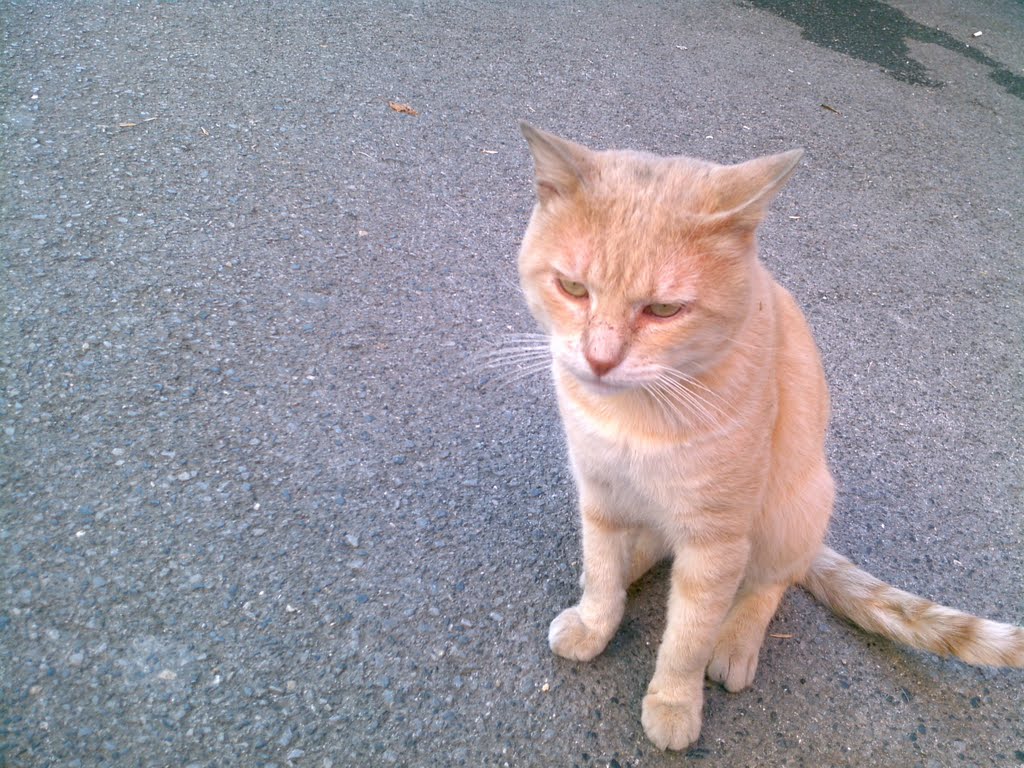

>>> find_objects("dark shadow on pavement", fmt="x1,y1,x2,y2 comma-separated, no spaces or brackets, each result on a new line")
746,0,1024,99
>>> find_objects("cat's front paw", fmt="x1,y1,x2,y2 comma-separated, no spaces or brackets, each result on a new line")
641,690,703,751
548,606,611,662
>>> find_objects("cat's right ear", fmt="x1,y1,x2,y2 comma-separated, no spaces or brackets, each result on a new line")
520,122,591,205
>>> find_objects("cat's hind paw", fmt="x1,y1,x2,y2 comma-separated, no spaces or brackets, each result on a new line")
641,690,703,751
548,606,611,662
707,636,761,692
708,626,765,696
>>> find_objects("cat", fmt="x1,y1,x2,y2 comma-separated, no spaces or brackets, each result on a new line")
512,122,1024,751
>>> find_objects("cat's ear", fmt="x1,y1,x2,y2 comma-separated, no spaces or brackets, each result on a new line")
710,149,803,227
520,122,593,204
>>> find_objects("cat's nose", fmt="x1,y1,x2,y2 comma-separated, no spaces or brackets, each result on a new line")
584,351,620,377
583,322,625,377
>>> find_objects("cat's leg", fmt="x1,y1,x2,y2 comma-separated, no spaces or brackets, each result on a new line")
706,581,788,692
579,526,669,590
550,508,631,662
705,460,833,691
642,537,748,751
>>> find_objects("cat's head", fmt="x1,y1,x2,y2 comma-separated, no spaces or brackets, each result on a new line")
517,122,801,396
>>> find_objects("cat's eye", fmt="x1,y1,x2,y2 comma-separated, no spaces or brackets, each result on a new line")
557,277,588,299
645,303,684,318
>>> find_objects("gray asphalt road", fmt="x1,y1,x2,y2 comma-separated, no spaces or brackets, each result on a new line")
2,2,1022,766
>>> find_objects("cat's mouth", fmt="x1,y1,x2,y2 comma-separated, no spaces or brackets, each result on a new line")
555,353,641,395
581,377,622,394
570,369,637,396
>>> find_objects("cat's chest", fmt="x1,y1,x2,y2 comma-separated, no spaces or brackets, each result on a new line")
563,415,716,525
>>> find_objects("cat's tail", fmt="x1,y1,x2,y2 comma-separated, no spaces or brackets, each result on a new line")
800,546,1024,668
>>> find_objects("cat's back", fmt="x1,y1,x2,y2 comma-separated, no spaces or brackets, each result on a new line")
769,279,830,445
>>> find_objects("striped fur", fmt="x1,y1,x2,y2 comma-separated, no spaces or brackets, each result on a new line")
802,546,1024,667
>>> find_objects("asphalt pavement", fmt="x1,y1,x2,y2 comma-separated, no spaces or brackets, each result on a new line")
2,1,1022,766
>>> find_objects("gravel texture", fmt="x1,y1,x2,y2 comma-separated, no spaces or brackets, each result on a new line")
2,2,1022,766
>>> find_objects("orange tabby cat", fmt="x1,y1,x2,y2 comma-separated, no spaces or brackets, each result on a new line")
515,122,1024,751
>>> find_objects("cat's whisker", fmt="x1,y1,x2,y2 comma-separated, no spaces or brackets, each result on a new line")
474,332,553,390
480,332,550,346
679,382,734,421
486,359,552,379
479,353,551,371
483,345,550,355
669,384,736,428
492,332,550,342
664,390,719,429
644,377,713,428
481,346,550,356
649,367,721,408
473,339,551,366
480,360,553,390
476,332,549,351
653,365,736,417
476,343,550,359
479,342,552,350
497,273,525,297
644,380,685,423
653,365,725,400
476,346,550,361
649,370,737,429
642,384,669,419
657,387,719,430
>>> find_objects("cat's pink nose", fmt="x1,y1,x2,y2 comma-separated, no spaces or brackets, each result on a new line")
585,351,619,377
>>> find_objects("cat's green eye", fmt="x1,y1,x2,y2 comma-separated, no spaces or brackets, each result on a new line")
645,303,683,318
558,277,588,299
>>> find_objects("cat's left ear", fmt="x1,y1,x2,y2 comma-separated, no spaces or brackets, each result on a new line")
710,149,803,228
520,122,594,205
